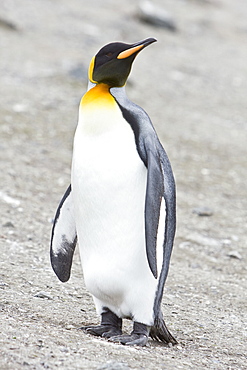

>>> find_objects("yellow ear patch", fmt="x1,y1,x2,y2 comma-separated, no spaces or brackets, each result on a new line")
80,83,116,109
88,56,97,83
117,44,143,59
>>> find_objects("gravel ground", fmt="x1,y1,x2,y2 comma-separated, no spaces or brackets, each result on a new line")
0,0,246,369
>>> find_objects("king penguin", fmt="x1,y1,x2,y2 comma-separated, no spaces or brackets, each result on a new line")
50,38,177,346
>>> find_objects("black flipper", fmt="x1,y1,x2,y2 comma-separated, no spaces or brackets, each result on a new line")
152,144,176,318
50,185,77,282
144,138,164,278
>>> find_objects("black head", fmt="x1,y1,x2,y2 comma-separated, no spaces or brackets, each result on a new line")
88,38,157,87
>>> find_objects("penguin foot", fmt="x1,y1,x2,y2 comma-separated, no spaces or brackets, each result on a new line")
81,308,122,338
82,324,122,338
109,322,149,346
109,333,148,346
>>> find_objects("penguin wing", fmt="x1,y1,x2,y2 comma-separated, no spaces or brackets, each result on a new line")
132,116,176,318
50,185,77,282
144,136,176,317
133,121,176,321
144,134,176,276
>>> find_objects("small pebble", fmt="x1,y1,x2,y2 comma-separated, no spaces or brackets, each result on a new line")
137,1,177,31
34,291,53,300
192,207,213,216
0,17,18,31
12,103,29,113
3,221,15,228
222,239,231,245
0,191,21,207
227,251,242,260
0,282,9,288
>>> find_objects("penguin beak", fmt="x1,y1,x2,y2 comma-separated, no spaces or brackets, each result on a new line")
117,38,157,59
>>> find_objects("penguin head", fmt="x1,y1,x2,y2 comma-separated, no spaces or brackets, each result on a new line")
88,38,157,87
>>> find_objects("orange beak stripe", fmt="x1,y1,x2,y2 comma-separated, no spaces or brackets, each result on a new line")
117,44,144,59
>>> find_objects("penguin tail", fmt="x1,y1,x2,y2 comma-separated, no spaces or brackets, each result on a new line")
150,312,177,345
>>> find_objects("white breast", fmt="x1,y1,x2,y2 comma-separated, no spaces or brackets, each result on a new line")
72,102,147,256
71,99,157,324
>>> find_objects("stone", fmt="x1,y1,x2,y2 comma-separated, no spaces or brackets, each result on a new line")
192,207,213,216
137,1,177,31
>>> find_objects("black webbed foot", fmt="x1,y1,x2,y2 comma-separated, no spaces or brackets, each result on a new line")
109,321,149,346
80,308,122,338
82,324,122,338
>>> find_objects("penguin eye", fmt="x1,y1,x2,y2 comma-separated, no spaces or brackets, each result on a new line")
105,52,113,58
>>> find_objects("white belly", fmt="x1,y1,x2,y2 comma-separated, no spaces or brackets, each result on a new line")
71,103,157,324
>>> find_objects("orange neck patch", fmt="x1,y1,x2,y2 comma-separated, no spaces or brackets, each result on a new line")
80,83,116,109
